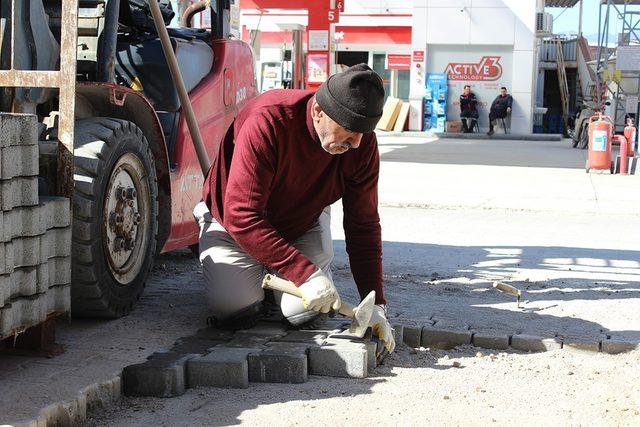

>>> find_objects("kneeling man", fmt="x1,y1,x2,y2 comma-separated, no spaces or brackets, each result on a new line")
194,64,395,352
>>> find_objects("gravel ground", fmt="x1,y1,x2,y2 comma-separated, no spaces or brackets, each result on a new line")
61,137,640,425
87,345,640,426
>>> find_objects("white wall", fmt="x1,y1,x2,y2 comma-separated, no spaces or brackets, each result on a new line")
410,0,537,133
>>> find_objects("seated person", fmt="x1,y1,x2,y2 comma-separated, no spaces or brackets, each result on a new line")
459,85,479,133
487,87,513,136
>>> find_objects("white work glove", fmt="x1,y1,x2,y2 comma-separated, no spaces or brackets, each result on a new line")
370,304,395,353
298,269,341,313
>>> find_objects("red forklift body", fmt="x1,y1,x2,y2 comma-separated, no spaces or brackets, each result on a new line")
162,39,257,252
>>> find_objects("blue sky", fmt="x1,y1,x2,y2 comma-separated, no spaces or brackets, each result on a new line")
548,0,640,42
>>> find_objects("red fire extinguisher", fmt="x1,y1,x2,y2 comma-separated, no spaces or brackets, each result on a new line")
623,118,636,157
586,113,614,173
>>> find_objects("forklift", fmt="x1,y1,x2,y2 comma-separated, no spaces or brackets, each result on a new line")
0,0,256,318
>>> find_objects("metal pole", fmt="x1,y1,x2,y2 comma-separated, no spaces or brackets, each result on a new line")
97,0,120,82
148,0,210,176
578,0,583,37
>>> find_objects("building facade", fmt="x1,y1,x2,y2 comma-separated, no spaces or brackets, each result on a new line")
409,0,539,133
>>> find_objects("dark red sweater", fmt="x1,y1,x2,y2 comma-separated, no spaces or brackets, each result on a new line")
203,89,384,304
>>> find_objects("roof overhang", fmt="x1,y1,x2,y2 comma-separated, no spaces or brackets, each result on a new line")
546,0,580,7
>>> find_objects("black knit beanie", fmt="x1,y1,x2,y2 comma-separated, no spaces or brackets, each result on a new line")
315,63,385,133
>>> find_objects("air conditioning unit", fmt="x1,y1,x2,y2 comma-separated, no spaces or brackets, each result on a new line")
536,12,553,35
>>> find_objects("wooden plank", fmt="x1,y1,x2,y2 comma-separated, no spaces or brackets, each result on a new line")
377,97,402,131
393,102,410,132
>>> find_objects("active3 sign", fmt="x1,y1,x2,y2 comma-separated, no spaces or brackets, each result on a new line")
444,56,503,81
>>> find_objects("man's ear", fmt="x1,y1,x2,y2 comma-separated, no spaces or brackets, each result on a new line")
312,101,323,121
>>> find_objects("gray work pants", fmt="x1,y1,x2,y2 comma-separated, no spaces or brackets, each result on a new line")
193,202,333,325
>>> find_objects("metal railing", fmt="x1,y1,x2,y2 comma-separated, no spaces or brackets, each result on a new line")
0,0,78,197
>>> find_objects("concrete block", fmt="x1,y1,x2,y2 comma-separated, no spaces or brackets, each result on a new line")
308,338,368,378
265,341,317,353
0,177,39,210
40,227,71,261
122,351,199,397
276,330,330,345
0,285,69,338
37,256,71,289
421,327,473,349
39,197,71,229
248,347,308,384
472,332,510,350
601,339,639,354
403,325,423,347
224,334,270,348
392,324,404,346
186,347,255,389
0,113,38,148
3,205,46,241
511,334,562,352
235,322,289,338
5,236,41,269
432,320,470,330
562,339,600,353
1,144,39,180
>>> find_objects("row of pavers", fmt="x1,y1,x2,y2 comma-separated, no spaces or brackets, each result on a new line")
122,316,639,398
0,113,71,339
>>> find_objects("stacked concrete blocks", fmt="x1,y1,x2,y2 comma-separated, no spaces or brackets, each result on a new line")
0,113,71,339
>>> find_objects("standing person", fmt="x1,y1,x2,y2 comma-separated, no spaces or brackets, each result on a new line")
193,63,395,353
487,87,513,136
459,85,479,133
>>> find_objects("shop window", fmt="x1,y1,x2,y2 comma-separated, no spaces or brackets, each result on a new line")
372,53,391,100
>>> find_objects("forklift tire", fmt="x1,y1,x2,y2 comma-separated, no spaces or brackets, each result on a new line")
72,118,159,318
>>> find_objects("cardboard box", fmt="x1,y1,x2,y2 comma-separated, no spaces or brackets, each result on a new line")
446,121,462,133
376,97,403,131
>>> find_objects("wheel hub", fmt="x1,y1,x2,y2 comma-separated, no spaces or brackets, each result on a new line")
103,153,150,285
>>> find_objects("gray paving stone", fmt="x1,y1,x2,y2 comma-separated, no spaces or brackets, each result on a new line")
510,334,562,352
224,334,271,348
0,112,38,148
403,325,423,347
5,236,41,269
562,339,600,353
248,347,308,384
37,256,71,290
275,330,329,345
1,144,39,180
432,320,470,330
421,326,473,349
170,336,225,355
472,332,510,350
2,205,46,241
40,227,71,260
392,324,404,346
0,177,39,210
0,284,69,338
122,351,198,397
308,338,368,378
601,339,639,354
186,347,256,389
193,327,236,342
265,341,317,353
39,197,71,229
235,322,289,338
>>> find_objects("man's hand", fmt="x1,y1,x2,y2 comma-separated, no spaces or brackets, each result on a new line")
370,305,395,353
298,269,341,313
507,107,512,113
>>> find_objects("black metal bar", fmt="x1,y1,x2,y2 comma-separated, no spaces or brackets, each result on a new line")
97,0,120,82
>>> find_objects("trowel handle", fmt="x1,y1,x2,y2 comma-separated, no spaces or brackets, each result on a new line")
262,274,355,317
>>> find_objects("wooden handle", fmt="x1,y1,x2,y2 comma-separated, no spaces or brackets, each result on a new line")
262,274,355,317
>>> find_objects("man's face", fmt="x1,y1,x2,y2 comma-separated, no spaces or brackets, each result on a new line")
501,88,507,96
312,102,363,155
464,86,470,95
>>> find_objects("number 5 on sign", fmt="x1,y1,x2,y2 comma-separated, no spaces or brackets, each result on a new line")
328,9,339,22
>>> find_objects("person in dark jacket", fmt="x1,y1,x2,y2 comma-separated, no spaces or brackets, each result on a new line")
487,87,513,136
459,85,479,133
